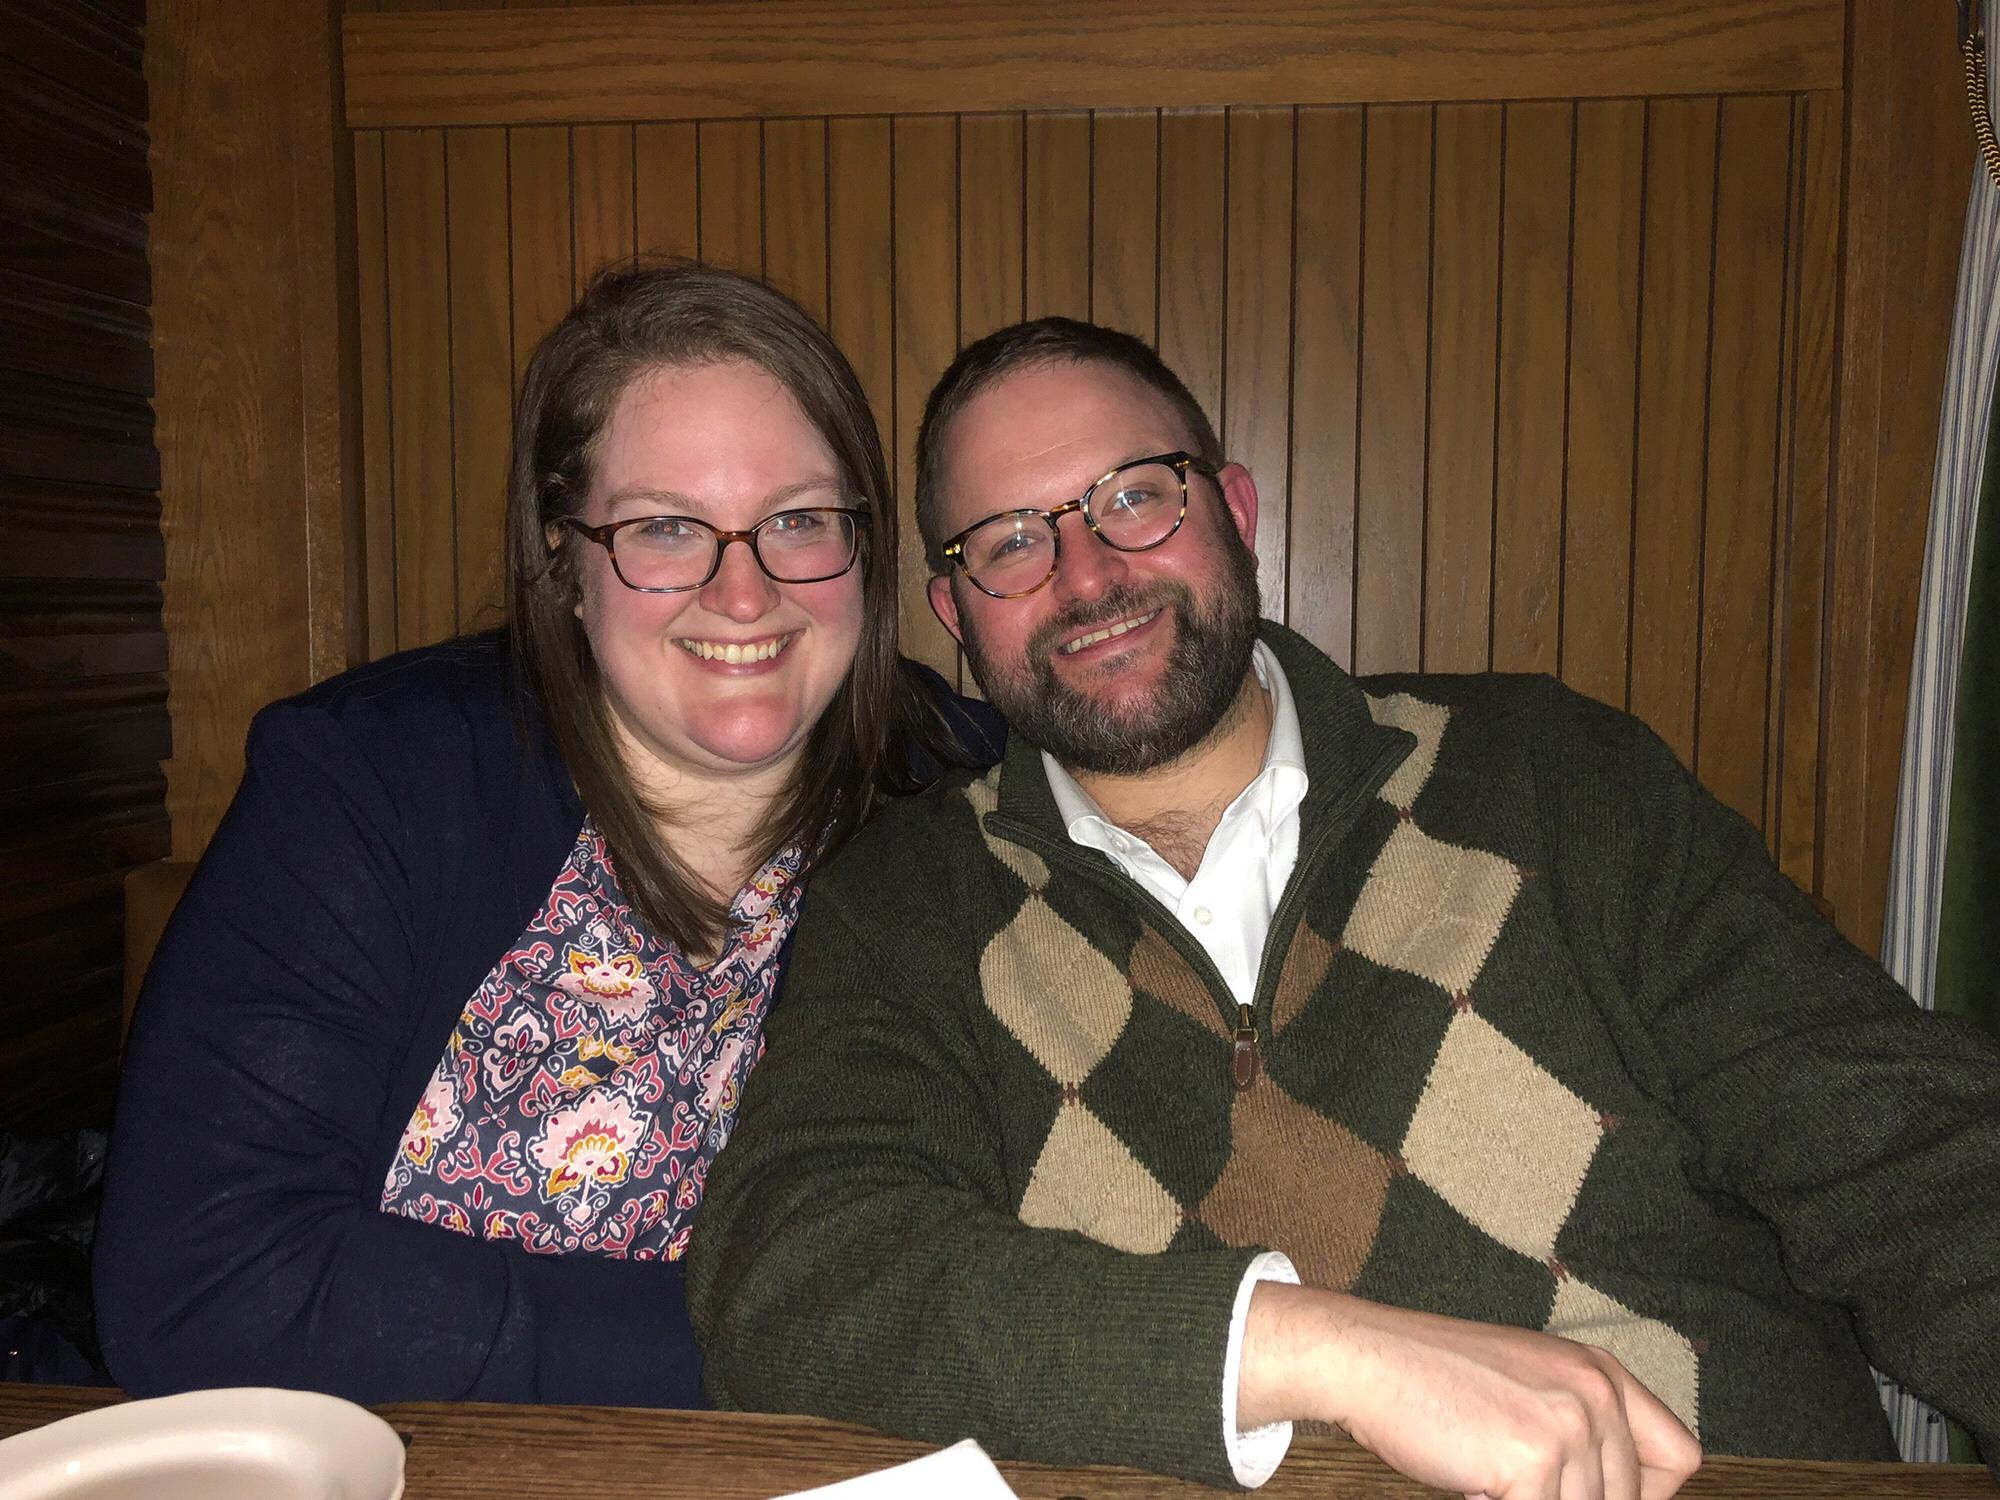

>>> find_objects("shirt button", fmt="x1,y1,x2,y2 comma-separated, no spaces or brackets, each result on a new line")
1112,834,1131,852
1193,906,1214,925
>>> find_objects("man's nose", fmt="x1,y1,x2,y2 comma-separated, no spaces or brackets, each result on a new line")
698,536,782,622
1048,509,1128,606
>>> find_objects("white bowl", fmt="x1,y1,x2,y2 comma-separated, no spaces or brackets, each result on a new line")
0,1387,405,1500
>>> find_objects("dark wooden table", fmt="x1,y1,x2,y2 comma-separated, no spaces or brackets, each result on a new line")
1,1384,1992,1497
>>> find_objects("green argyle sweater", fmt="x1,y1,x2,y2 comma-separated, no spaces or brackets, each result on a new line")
688,622,2000,1488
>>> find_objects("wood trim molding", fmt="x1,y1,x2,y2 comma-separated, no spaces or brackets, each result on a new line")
343,0,1844,129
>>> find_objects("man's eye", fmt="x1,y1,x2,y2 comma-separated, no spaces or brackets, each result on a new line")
1106,484,1166,513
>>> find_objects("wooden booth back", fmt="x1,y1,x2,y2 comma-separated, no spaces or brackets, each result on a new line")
341,0,1842,897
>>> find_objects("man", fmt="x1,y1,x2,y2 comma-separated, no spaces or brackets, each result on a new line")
687,319,2000,1495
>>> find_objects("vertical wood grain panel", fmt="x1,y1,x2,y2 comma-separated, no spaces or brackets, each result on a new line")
571,122,635,292
827,118,894,472
1695,94,1792,828
1025,112,1089,320
382,129,457,646
1352,103,1430,677
635,122,699,260
698,119,762,274
507,126,573,389
1287,105,1363,669
762,118,829,326
959,112,1025,345
891,115,959,676
445,128,511,632
1222,107,1294,618
354,131,398,659
1491,101,1572,674
1629,98,1717,764
1091,110,1158,342
1424,103,1502,675
1775,91,1838,890
1158,108,1226,443
1560,99,1643,708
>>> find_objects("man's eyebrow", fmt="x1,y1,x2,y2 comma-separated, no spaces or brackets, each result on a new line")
601,475,846,515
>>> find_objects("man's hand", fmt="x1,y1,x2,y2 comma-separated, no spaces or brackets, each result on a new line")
1242,1283,1702,1500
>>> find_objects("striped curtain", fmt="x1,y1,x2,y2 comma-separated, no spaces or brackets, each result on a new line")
1874,0,2000,1462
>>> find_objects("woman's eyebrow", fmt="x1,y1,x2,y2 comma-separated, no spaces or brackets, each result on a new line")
601,475,846,517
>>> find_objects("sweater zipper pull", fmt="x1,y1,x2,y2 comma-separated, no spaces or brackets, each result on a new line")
1230,1003,1260,1090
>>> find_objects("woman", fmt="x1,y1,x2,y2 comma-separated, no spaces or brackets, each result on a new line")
93,264,997,1407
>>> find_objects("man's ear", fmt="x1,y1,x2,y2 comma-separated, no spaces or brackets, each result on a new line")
926,573,965,645
1214,463,1260,552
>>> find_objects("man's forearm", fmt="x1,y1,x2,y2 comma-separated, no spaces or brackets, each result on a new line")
1241,1283,1704,1500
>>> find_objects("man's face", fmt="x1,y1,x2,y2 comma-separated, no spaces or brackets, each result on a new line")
925,359,1264,776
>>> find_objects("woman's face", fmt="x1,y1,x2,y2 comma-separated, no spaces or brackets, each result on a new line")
572,359,866,794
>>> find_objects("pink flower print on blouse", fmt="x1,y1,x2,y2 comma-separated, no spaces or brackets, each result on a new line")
531,1088,650,1230
553,924,656,1027
481,1008,551,1097
379,819,807,1259
398,1070,463,1171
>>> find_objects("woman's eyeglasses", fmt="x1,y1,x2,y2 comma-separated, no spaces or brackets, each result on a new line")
563,507,867,593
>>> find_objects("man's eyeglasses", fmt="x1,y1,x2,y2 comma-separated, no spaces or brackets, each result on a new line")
938,452,1212,599
563,507,867,593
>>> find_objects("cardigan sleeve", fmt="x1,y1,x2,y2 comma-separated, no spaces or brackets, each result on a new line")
93,695,705,1408
685,883,1261,1489
1539,684,2000,1465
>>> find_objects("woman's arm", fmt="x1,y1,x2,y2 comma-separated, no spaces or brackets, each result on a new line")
94,689,703,1407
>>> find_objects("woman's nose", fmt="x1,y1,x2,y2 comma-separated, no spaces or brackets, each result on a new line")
698,536,782,621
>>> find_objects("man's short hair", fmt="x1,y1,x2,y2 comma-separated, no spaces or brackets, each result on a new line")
914,318,1225,575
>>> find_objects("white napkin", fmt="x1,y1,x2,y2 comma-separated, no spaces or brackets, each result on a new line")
773,1438,1019,1498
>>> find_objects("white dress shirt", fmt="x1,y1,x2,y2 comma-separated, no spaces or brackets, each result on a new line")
1044,640,1304,1486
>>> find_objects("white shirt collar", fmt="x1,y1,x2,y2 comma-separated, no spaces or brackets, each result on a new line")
1043,638,1305,838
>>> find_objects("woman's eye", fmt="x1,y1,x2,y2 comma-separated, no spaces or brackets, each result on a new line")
635,518,700,543
766,511,827,537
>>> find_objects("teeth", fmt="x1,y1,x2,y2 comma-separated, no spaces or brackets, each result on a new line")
677,635,791,664
1059,609,1160,655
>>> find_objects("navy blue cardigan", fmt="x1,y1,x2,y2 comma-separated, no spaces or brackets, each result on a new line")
94,635,998,1407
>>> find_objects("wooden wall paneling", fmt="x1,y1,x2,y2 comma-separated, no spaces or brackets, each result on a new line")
1285,106,1363,669
382,128,458,646
1090,110,1159,342
572,123,637,293
698,119,762,275
1694,95,1792,829
149,0,353,866
1823,0,1966,954
445,128,513,633
1628,97,1718,764
1222,107,1296,619
1773,91,1840,894
354,131,399,660
1559,99,1644,710
1025,112,1090,321
762,118,830,326
826,118,895,472
506,126,573,391
958,112,1025,345
1424,103,1502,675
1490,101,1573,674
635,122,699,261
1157,109,1226,455
1352,103,1431,677
0,268,152,394
341,1,1846,128
890,115,960,677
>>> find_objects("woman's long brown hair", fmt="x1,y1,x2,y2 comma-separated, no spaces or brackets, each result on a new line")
506,261,957,957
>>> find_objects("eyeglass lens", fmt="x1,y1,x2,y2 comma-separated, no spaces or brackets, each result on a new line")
960,460,1183,594
612,509,860,590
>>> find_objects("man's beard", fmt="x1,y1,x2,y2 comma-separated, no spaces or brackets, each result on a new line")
958,533,1262,777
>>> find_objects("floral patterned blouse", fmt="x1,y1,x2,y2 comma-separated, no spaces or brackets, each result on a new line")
379,820,806,1261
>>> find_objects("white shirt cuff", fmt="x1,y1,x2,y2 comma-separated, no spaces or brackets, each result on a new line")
1222,1250,1300,1487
